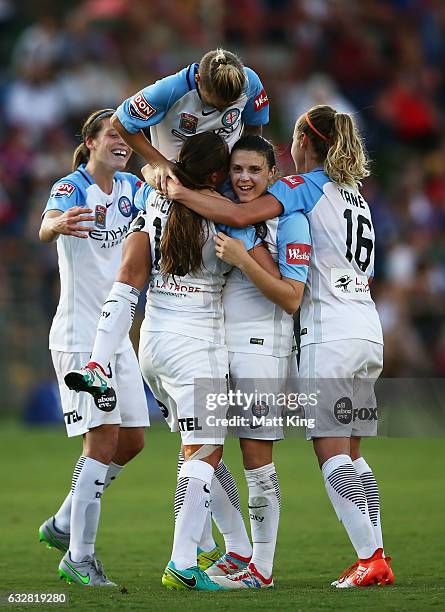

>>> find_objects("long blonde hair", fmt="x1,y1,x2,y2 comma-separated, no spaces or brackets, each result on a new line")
198,48,245,102
296,105,370,189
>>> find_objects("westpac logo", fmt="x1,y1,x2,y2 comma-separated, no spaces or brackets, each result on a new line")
286,243,311,265
254,89,269,111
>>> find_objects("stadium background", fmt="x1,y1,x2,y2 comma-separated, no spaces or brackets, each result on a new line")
0,1,444,609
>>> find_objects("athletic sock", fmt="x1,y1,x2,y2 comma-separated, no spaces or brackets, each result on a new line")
90,282,140,369
353,456,384,551
171,460,214,570
53,461,124,533
322,454,377,559
211,461,252,558
244,463,280,578
69,456,108,562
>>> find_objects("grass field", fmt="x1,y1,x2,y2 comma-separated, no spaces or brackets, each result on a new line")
1,422,444,611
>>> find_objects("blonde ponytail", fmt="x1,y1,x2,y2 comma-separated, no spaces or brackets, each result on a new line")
199,48,245,103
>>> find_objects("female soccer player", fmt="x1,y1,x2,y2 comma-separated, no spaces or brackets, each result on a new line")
66,132,268,591
111,48,269,192
204,135,310,590
39,109,149,587
166,105,393,588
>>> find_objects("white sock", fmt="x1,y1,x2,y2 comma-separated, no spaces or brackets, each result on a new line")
245,463,281,578
322,454,377,559
353,456,384,552
90,282,140,368
69,456,108,562
171,460,214,570
53,461,124,533
211,461,252,558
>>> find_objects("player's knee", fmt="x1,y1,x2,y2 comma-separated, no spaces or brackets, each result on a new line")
183,443,222,468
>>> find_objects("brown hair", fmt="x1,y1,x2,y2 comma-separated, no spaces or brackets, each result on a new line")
296,105,370,189
72,109,115,171
198,48,245,103
160,132,229,276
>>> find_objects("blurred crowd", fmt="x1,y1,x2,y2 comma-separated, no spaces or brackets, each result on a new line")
1,0,445,413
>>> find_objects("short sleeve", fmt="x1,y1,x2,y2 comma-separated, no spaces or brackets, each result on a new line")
277,212,312,282
43,181,82,216
134,183,155,212
267,177,307,216
115,67,192,134
241,67,269,126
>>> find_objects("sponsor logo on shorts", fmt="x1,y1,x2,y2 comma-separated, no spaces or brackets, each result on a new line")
118,195,132,217
353,407,378,421
94,387,117,412
286,243,311,265
179,112,198,134
251,401,269,418
334,397,353,424
281,175,304,189
254,89,269,111
51,182,76,198
178,417,202,431
128,91,157,121
222,108,240,127
95,204,106,229
64,410,83,425
249,337,264,345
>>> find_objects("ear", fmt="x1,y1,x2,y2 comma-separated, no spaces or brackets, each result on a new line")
84,135,94,151
195,72,200,83
300,133,308,149
269,165,277,180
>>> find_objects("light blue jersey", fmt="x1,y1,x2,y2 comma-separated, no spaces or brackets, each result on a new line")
268,169,383,346
116,64,269,160
222,184,311,355
131,183,259,344
43,165,141,352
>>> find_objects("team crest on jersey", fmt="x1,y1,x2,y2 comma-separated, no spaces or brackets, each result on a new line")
51,182,76,198
254,89,269,111
222,108,240,127
118,196,132,217
128,91,157,121
95,204,107,229
179,112,198,135
286,243,311,265
281,175,305,189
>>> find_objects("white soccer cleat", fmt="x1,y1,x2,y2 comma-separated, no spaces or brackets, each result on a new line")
210,563,273,589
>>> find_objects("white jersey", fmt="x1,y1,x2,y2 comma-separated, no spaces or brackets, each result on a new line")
115,64,269,160
269,170,383,347
43,165,141,352
133,184,258,344
223,196,311,356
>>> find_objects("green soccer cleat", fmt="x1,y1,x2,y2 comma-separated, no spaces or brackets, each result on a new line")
162,560,227,591
197,543,224,571
39,517,70,553
64,362,109,396
58,552,116,587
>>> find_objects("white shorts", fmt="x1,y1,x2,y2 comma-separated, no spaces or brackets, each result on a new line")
52,348,149,437
139,331,229,445
228,352,297,440
298,339,383,440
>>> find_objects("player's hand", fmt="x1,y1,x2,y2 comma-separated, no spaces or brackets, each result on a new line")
152,160,179,193
214,232,248,266
166,180,190,202
51,207,95,239
141,164,156,188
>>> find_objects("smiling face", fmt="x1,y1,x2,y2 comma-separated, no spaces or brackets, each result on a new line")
86,119,131,171
230,149,275,203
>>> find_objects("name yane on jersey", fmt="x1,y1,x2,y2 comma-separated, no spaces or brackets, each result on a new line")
89,222,131,247
286,243,311,264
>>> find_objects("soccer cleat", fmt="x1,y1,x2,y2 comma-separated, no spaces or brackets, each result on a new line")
206,551,251,577
332,554,394,587
161,560,227,591
58,552,116,586
64,362,109,396
39,517,70,553
335,549,389,588
211,563,274,589
197,543,224,571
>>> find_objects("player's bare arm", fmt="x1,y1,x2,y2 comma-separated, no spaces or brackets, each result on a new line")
116,230,152,291
167,181,282,227
110,114,178,193
39,207,95,242
214,232,303,314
